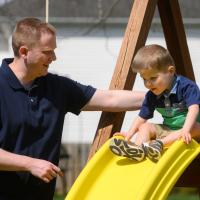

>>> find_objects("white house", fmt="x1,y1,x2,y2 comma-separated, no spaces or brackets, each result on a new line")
0,0,200,144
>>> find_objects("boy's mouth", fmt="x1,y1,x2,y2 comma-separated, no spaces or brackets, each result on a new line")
151,88,161,95
151,88,157,92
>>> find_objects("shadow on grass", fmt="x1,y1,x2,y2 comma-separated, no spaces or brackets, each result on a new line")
54,187,200,200
168,187,199,200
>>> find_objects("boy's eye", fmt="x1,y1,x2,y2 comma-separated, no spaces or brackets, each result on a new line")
143,77,157,82
150,77,157,81
143,77,158,85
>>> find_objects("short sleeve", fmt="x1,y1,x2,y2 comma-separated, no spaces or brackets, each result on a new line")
58,76,96,115
45,74,96,115
181,79,200,107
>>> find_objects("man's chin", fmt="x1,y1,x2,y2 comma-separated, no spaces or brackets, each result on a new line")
42,69,49,75
42,72,48,77
37,72,48,78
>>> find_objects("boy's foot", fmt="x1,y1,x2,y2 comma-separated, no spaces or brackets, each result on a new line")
143,140,163,162
109,138,145,161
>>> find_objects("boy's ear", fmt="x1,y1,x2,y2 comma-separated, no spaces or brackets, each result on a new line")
168,65,176,73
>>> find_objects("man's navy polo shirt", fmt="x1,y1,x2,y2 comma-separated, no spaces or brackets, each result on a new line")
0,58,96,200
139,75,200,129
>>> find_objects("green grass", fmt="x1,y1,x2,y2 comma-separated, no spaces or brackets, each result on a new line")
54,188,200,200
53,195,65,200
168,194,199,200
168,188,199,200
54,193,199,200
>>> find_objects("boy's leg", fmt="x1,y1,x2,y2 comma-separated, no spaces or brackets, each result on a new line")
159,130,181,147
141,122,200,162
160,122,200,145
134,122,158,145
144,122,200,162
140,124,167,162
109,138,145,161
190,122,200,142
143,140,164,162
109,122,159,161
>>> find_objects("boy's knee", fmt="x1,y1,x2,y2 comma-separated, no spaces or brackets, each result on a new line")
138,122,153,131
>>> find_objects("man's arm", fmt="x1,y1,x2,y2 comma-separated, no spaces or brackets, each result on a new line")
0,148,63,183
82,89,145,112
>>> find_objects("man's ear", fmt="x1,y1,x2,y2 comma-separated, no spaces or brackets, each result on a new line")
19,46,28,58
168,65,176,74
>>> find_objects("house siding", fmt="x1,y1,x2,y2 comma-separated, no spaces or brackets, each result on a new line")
0,25,200,143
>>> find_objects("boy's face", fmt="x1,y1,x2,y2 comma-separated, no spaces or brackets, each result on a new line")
139,66,175,95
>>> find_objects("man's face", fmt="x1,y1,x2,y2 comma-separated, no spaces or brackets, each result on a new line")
26,32,57,79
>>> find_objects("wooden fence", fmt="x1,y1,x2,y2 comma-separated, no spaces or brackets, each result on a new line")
56,143,91,195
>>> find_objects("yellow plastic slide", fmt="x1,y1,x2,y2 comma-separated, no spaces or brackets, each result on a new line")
65,136,200,200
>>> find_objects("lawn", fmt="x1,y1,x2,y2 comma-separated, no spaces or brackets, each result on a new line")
54,188,199,200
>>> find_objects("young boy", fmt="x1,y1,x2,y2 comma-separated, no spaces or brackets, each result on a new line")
110,44,200,162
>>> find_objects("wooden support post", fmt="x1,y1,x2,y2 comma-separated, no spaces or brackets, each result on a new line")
175,155,200,187
158,0,195,80
88,0,158,160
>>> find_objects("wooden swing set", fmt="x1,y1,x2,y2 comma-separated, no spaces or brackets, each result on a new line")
89,0,200,192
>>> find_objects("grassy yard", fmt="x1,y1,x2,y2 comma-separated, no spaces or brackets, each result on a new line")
168,188,199,200
168,194,199,200
54,195,65,200
54,194,199,200
54,188,200,200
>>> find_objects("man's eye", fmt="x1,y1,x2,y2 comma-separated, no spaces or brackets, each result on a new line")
43,51,52,55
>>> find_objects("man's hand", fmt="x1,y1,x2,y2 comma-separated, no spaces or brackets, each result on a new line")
27,158,63,183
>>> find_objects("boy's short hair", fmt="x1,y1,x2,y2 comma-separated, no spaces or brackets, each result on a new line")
12,17,56,57
132,44,175,72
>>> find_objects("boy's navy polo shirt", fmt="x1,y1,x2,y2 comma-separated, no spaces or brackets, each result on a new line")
139,75,200,129
0,58,96,200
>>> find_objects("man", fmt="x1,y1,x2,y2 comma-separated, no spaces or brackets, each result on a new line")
0,18,144,200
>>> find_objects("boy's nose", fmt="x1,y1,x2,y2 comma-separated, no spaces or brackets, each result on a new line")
145,80,152,87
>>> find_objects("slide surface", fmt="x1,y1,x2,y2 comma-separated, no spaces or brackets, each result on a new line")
65,136,200,200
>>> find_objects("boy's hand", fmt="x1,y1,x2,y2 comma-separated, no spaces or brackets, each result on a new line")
181,130,192,144
113,132,124,136
113,132,127,138
113,131,135,141
125,132,134,141
123,131,135,141
113,131,132,140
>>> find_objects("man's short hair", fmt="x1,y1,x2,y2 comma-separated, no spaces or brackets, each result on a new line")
12,17,56,57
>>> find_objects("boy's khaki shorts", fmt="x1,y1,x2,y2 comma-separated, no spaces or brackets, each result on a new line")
155,124,172,139
155,124,200,142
